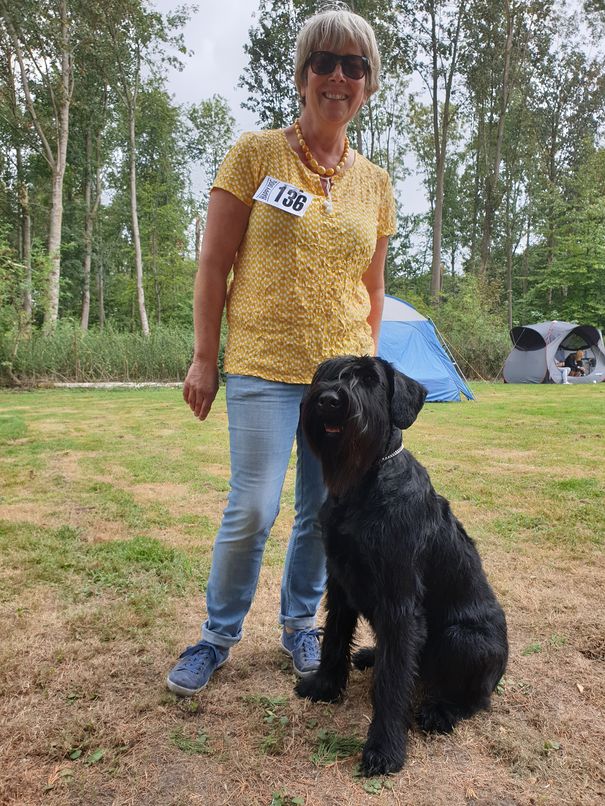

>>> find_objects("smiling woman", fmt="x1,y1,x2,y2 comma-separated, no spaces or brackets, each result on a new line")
167,5,396,697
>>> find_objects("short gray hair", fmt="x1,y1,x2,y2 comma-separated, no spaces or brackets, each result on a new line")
294,5,381,101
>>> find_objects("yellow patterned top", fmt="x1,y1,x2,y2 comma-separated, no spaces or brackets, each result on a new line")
213,129,396,384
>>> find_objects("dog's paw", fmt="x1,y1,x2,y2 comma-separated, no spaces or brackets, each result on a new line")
360,742,405,776
416,701,458,734
295,673,343,703
352,647,375,670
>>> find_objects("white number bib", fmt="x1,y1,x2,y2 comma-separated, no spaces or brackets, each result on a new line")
253,176,312,217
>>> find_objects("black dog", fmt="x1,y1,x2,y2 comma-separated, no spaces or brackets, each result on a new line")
296,355,508,777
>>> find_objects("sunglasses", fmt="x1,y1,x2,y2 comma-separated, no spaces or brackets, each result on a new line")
306,51,369,81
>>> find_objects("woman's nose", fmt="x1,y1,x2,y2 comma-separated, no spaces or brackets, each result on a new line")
329,62,346,80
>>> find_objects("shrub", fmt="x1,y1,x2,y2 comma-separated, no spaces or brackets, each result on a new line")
429,277,510,379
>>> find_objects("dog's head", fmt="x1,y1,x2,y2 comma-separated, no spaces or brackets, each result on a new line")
302,355,427,495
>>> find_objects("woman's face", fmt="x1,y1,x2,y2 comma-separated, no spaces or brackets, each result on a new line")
300,41,368,129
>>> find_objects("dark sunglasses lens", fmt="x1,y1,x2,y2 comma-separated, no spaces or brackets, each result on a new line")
342,56,367,79
309,52,367,79
310,52,337,75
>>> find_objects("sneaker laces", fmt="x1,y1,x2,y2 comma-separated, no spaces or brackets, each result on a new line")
176,642,222,672
290,628,322,662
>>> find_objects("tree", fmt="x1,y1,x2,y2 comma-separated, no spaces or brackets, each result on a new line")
93,0,190,334
186,94,235,260
462,0,553,278
240,0,308,129
529,18,605,301
0,32,34,322
409,1,468,302
0,0,77,331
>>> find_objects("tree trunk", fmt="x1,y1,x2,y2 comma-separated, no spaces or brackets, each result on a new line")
429,1,464,303
16,144,33,321
81,130,93,330
128,102,150,336
81,128,103,330
20,184,32,321
45,155,68,331
96,251,105,331
478,0,515,277
522,212,530,295
43,0,72,332
354,114,363,155
506,226,513,330
150,228,161,325
431,153,445,300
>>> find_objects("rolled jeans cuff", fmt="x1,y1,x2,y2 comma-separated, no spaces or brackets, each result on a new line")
202,625,241,649
279,615,317,630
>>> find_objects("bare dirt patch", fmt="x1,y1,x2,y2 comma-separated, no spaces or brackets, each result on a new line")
2,547,604,806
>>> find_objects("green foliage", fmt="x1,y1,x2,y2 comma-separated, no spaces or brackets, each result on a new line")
521,642,542,656
430,276,511,378
170,727,211,755
186,95,236,190
244,694,290,756
270,793,305,806
310,729,365,766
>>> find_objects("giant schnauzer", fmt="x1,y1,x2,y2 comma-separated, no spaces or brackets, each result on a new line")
296,355,508,777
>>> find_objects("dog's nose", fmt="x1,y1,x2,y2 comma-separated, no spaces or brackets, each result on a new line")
317,390,342,410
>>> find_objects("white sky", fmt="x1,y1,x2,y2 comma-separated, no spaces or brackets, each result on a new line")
153,0,261,133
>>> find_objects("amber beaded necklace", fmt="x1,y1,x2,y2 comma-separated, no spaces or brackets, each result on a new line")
294,119,349,212
294,119,349,178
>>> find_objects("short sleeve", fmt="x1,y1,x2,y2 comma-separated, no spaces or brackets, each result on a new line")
212,132,261,207
377,172,397,238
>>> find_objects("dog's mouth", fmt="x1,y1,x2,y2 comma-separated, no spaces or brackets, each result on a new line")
324,424,343,434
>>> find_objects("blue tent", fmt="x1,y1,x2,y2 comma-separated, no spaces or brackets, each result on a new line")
378,295,474,402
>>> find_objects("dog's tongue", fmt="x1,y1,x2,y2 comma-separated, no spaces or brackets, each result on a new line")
324,425,342,433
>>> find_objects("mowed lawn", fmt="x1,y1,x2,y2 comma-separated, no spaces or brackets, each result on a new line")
0,383,603,806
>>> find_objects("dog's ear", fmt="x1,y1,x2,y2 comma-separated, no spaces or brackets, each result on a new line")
379,360,427,429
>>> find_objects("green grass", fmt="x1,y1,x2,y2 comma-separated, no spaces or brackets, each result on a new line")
0,521,206,604
169,727,212,755
0,382,603,615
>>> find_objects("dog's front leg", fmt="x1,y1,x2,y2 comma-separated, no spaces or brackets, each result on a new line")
295,575,357,703
361,605,419,776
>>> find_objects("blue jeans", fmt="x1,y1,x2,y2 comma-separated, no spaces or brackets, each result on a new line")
202,375,327,649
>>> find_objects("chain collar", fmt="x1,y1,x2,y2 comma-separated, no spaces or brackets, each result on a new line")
379,443,404,464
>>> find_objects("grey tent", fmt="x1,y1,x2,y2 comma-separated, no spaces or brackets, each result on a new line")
503,321,605,384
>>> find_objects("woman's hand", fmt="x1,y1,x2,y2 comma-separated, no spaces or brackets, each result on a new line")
183,359,219,420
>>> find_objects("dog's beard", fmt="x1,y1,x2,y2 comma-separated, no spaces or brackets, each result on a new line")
303,391,388,497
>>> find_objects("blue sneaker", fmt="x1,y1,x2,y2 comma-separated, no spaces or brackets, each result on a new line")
280,628,321,677
166,640,229,696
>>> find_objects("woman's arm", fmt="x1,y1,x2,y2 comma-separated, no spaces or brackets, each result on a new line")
361,236,389,354
183,188,251,420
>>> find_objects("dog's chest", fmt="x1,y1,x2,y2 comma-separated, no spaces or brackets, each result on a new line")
324,510,383,616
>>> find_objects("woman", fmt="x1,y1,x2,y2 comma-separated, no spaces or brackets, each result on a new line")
564,350,586,377
167,6,396,696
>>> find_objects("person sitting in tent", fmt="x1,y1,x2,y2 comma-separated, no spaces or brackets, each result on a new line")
556,350,586,382
564,350,586,377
